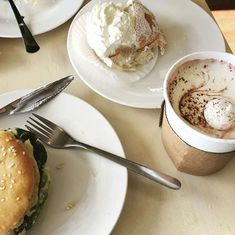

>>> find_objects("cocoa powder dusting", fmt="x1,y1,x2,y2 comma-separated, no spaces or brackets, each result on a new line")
168,58,235,138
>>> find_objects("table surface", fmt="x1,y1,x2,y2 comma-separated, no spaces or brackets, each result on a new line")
1,0,235,235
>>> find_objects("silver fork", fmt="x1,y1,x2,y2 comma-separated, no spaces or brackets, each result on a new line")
26,113,181,190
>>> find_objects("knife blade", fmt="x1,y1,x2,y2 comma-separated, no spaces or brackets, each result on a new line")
0,75,74,117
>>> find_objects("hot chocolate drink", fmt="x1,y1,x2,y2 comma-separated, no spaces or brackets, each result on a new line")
168,58,235,139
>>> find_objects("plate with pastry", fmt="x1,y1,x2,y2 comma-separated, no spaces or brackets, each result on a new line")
67,0,225,109
0,0,84,37
0,90,127,235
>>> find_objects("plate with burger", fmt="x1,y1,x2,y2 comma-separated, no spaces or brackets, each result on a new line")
0,90,127,235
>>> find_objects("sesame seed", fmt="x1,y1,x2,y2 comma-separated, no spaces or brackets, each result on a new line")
1,198,5,202
13,153,17,156
65,203,75,210
8,163,15,168
11,179,16,184
7,173,12,178
0,185,5,190
3,173,6,177
0,179,5,183
16,197,20,201
5,139,9,142
22,151,26,155
8,146,16,153
9,185,13,189
1,147,5,151
17,170,22,175
2,152,6,157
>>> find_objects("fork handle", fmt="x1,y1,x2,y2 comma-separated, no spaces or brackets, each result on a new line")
68,141,181,190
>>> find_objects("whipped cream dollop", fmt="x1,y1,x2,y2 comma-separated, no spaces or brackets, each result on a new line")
204,98,235,130
86,1,136,65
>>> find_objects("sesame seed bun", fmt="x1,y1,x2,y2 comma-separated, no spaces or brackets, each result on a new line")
0,130,39,234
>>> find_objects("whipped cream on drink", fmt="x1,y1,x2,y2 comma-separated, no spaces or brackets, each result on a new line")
168,58,235,139
204,98,235,130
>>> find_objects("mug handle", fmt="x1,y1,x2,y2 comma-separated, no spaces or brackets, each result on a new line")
159,100,165,127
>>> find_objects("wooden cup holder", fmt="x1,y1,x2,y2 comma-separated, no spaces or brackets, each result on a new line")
161,112,234,176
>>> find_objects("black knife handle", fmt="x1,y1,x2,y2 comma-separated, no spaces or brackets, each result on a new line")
19,22,40,53
8,0,40,53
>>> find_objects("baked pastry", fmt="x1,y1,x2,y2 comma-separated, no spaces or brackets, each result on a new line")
86,0,167,71
0,128,50,235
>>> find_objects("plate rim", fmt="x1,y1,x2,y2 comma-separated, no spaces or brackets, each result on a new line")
0,0,85,38
0,90,128,235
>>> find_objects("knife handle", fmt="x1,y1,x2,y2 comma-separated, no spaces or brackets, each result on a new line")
8,0,40,53
0,98,21,117
19,22,40,53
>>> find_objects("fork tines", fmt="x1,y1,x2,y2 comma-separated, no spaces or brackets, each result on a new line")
25,113,58,143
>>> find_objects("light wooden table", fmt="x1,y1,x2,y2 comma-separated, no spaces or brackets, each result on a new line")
212,10,235,53
0,1,235,235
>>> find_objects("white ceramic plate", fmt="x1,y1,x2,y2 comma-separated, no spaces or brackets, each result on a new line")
0,91,127,235
0,0,84,37
67,0,225,109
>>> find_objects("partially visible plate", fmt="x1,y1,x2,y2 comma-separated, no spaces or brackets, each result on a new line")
0,91,127,235
67,0,225,109
0,0,84,37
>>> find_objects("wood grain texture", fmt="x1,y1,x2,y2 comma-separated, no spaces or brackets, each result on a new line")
212,10,235,53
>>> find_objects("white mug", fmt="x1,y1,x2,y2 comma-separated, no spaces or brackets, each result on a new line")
163,51,235,153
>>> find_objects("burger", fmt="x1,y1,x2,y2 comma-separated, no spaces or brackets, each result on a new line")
0,128,50,235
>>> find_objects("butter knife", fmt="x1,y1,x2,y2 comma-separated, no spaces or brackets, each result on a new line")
0,76,74,117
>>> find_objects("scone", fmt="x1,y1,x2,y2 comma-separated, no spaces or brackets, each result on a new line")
86,0,167,71
0,129,50,235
